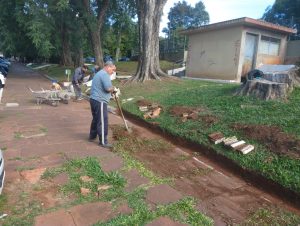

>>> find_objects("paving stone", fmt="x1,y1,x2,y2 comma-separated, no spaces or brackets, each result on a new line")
99,156,123,173
68,202,113,226
39,153,66,167
146,184,183,206
65,148,115,160
20,153,66,170
2,149,21,160
123,169,150,192
4,170,21,182
114,202,133,216
146,216,187,226
20,143,75,158
34,209,75,226
20,167,46,184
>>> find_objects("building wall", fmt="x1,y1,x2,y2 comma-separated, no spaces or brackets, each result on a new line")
243,27,287,66
285,40,300,64
186,26,243,81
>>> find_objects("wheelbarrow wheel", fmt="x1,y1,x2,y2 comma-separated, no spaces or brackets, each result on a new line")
51,101,59,107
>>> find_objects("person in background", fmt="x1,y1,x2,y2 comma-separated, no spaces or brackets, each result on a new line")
89,65,100,81
72,64,88,100
88,61,117,148
0,72,5,104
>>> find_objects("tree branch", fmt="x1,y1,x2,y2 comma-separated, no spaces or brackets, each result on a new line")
97,0,109,31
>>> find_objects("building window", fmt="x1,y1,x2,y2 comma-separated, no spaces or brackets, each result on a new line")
259,36,281,56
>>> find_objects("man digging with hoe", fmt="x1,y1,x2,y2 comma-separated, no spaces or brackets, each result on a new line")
88,61,120,148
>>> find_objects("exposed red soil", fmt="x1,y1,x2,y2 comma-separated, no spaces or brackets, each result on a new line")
232,124,300,159
199,115,219,126
32,183,63,209
169,106,205,118
169,105,218,125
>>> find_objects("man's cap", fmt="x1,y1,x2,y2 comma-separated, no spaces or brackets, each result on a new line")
104,61,115,66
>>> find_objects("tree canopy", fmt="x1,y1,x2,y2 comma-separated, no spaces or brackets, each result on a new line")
0,0,138,65
160,0,209,58
0,0,207,82
262,0,300,38
166,0,209,32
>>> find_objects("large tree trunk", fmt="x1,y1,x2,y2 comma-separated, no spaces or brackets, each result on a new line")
61,22,73,66
115,31,122,62
81,0,109,67
90,31,104,67
131,0,168,82
74,47,84,67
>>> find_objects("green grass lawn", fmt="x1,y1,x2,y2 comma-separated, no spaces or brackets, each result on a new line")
34,61,179,80
118,79,300,194
36,64,75,81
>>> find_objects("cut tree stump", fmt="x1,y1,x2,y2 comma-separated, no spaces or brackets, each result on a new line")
235,79,290,100
236,65,299,100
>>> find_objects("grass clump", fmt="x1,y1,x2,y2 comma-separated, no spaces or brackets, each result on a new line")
97,196,213,226
39,127,48,133
14,132,22,139
41,167,65,179
2,195,43,226
60,157,125,200
15,166,35,172
240,207,300,226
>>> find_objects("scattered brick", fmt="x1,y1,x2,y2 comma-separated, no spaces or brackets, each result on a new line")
208,132,225,144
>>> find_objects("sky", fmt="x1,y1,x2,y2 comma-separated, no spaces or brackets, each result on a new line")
160,0,276,35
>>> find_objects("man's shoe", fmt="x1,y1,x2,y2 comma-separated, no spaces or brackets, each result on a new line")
99,143,113,148
88,137,96,142
77,97,84,101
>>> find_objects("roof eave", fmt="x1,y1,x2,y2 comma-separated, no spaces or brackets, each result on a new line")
180,17,297,36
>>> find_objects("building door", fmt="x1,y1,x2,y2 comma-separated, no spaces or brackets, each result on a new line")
242,33,258,77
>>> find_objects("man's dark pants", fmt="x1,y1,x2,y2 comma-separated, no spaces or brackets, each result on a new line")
89,98,108,145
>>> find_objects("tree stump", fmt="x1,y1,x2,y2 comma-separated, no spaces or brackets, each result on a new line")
235,79,290,100
236,65,299,100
